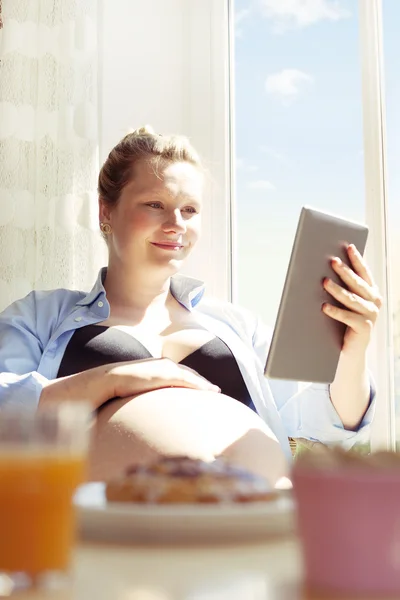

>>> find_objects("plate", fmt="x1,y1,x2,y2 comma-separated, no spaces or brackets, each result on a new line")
74,482,296,544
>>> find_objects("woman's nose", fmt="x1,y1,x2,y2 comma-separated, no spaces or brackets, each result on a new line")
162,210,186,233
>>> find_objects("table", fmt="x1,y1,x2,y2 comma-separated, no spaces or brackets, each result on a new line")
13,536,300,599
12,536,396,600
74,536,301,599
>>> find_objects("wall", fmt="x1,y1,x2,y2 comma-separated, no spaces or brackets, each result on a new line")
99,0,232,299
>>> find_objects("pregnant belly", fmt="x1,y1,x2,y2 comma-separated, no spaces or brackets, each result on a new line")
88,388,289,486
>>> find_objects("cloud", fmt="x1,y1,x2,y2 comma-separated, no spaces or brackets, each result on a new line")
248,180,276,191
236,8,251,25
259,145,288,163
265,69,313,99
235,8,251,38
259,0,351,32
236,158,259,172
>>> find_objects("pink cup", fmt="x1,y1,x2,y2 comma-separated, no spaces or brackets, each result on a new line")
292,465,400,596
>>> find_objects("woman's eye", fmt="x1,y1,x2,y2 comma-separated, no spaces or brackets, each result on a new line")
183,206,198,214
147,202,163,209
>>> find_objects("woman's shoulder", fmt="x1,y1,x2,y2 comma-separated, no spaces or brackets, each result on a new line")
0,287,87,325
195,295,272,340
197,295,254,319
195,296,274,365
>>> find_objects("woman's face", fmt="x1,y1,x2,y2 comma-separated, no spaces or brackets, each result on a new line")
100,159,203,274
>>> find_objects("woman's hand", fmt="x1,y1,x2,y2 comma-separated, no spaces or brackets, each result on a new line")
106,357,221,399
322,244,383,354
40,357,220,410
322,244,382,429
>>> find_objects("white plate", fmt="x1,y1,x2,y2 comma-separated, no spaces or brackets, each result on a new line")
74,482,296,545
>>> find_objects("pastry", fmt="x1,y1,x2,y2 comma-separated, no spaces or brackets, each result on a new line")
105,455,276,504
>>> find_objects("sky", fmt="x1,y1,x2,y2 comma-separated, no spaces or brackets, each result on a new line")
233,0,400,329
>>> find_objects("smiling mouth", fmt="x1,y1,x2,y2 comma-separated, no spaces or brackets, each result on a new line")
150,242,185,250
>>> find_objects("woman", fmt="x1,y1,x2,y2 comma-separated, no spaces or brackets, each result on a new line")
0,127,381,485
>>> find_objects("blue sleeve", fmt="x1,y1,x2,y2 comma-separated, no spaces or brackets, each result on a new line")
252,315,376,448
0,292,48,410
271,380,376,448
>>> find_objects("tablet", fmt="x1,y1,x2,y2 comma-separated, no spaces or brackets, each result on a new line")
264,207,369,383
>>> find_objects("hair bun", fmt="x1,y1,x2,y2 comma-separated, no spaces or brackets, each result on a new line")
128,125,156,136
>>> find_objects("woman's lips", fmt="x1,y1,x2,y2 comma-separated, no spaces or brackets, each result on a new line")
150,242,184,250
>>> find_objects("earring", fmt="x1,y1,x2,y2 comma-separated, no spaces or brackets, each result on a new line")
100,222,112,235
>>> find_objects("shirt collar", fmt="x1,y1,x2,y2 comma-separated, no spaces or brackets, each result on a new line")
76,267,108,307
169,273,205,310
76,267,205,311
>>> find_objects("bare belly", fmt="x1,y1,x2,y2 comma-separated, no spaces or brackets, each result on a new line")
88,388,289,486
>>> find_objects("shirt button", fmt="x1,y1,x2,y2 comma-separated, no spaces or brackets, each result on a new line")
97,301,104,308
74,317,82,322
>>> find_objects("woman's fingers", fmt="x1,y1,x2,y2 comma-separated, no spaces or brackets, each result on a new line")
347,244,375,287
323,278,380,323
330,257,382,307
111,357,221,398
161,359,221,392
322,246,382,349
322,303,375,335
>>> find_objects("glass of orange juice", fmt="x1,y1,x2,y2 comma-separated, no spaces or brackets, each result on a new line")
0,402,91,594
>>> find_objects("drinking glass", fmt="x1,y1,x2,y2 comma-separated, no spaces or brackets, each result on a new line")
0,402,91,594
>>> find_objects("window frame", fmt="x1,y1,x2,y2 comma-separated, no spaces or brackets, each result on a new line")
226,0,395,450
358,0,395,451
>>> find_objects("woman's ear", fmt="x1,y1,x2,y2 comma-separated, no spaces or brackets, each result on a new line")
99,198,112,224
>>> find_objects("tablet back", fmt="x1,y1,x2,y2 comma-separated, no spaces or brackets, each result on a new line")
264,207,369,383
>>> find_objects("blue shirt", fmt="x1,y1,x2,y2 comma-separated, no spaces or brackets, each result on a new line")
0,268,375,461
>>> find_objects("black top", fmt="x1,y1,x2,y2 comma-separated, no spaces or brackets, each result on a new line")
57,325,253,407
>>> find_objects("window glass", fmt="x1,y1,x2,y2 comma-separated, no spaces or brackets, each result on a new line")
234,0,364,328
381,1,400,446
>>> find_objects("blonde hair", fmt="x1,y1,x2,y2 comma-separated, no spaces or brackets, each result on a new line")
98,125,203,208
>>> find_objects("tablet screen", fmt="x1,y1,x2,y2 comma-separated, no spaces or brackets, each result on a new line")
264,207,369,383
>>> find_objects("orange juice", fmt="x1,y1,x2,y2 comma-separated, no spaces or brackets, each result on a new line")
0,451,86,575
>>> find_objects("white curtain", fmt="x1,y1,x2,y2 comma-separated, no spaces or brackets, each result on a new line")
0,0,106,311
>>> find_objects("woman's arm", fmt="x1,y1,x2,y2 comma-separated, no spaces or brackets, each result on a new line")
323,244,382,430
0,291,219,412
0,292,48,410
39,367,112,410
329,345,370,430
39,358,220,410
251,305,375,447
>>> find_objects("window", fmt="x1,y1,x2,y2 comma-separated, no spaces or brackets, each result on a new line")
232,0,395,450
233,0,364,328
382,1,400,448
